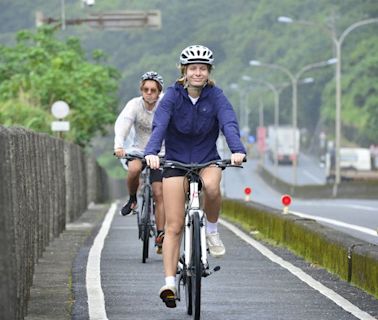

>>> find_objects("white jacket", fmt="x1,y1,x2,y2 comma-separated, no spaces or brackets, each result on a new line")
114,96,164,156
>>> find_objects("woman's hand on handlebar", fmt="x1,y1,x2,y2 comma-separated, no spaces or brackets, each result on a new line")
231,153,246,166
145,154,160,169
114,148,126,158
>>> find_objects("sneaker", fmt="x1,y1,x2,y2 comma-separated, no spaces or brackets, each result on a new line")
120,197,137,216
206,232,226,257
159,285,177,308
155,231,165,254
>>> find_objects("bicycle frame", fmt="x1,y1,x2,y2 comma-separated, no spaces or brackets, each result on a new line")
122,154,156,263
161,158,244,319
184,176,208,274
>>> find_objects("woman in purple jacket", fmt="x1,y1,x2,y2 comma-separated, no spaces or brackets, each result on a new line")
145,45,246,307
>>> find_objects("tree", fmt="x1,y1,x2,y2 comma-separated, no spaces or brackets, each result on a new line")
0,26,120,146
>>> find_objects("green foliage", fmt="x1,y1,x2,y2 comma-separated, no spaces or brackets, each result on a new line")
97,152,126,179
0,0,377,147
0,26,120,146
0,96,51,132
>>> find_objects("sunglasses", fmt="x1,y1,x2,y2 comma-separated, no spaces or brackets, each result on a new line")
142,87,158,94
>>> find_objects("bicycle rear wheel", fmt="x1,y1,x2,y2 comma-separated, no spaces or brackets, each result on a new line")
192,211,202,320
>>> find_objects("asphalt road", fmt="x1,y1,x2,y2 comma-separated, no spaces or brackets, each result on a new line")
72,203,378,320
222,157,378,245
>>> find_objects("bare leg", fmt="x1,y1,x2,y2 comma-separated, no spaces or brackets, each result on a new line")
126,159,143,196
162,176,186,277
152,181,165,231
201,166,222,223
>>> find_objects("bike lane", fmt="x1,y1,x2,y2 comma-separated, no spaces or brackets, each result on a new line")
77,201,377,320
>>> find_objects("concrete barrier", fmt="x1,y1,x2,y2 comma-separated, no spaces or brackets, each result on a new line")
0,126,116,319
259,164,378,199
221,199,378,298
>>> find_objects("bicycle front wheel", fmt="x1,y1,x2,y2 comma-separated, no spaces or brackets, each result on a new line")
185,267,193,315
192,211,202,319
141,187,152,263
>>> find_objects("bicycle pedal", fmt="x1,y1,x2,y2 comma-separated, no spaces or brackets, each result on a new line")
203,265,221,277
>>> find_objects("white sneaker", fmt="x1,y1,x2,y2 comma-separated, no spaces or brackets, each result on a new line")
206,232,226,257
159,285,177,308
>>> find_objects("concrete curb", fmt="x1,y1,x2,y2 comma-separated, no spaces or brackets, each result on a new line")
25,203,111,320
221,199,378,299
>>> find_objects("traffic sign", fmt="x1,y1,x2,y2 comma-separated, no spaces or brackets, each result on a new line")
36,10,161,30
281,194,292,206
281,194,292,214
51,121,70,132
51,101,70,119
88,10,161,30
244,187,252,202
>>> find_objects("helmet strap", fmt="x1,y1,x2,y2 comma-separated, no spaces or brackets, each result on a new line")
184,78,208,92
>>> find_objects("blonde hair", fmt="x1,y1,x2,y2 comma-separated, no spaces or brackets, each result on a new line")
177,65,215,86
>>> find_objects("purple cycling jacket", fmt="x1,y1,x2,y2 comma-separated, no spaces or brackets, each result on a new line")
144,82,246,163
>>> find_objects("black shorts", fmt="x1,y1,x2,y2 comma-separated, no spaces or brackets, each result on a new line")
162,163,223,179
150,169,163,183
162,168,188,178
127,158,162,183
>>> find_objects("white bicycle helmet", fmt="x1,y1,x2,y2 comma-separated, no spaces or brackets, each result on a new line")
179,45,214,65
141,71,164,89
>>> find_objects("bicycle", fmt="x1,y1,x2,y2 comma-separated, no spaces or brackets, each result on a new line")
162,159,244,320
123,154,157,263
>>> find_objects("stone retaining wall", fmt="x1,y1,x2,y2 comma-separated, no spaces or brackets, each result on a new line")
0,126,120,319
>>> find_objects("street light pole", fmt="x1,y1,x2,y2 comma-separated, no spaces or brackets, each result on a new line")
278,16,378,196
250,60,297,189
249,59,335,190
61,0,66,30
230,83,243,128
242,76,280,180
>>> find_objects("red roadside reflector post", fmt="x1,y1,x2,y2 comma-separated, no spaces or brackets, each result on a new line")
244,187,252,202
281,194,292,214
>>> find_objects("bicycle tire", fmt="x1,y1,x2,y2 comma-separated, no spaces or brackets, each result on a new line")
192,211,202,319
185,263,193,315
142,186,151,263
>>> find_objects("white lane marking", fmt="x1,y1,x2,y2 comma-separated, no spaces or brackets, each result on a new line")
298,202,377,212
289,210,377,237
86,202,117,320
220,218,376,320
303,170,324,184
346,205,377,212
112,226,138,230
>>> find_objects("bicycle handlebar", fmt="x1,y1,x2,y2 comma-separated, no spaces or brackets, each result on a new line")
163,158,245,170
114,153,164,166
114,153,245,170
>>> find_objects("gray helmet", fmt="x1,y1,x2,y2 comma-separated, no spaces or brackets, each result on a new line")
141,71,164,89
179,45,214,65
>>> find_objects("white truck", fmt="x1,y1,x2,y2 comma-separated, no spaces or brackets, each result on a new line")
325,147,378,182
267,126,300,165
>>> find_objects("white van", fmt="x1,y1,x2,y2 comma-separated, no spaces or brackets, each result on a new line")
326,147,372,182
340,148,371,170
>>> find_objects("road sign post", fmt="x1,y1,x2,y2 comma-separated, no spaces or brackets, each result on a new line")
36,10,161,30
51,100,70,138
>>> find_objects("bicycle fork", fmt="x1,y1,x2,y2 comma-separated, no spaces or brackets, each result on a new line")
184,181,209,274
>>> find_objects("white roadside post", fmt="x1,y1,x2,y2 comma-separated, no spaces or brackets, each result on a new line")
51,100,70,138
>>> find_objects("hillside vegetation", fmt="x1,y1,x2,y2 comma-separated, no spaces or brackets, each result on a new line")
0,0,377,149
